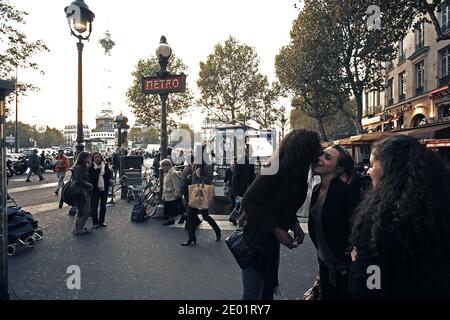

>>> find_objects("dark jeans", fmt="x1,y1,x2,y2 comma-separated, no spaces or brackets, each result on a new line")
186,207,221,240
91,189,108,225
228,195,236,215
241,263,275,300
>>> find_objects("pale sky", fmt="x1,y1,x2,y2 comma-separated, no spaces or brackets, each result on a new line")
8,0,299,131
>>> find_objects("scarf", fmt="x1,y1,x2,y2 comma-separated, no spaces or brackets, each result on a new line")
94,162,105,191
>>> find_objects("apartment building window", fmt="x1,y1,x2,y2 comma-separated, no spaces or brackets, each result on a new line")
439,46,450,87
415,61,424,96
387,78,394,106
398,37,406,63
364,92,369,117
399,72,406,102
442,4,450,33
415,22,424,50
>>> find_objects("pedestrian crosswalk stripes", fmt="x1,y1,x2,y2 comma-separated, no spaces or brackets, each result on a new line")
18,200,310,234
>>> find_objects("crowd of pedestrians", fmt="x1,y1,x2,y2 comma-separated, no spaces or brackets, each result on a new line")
37,130,450,300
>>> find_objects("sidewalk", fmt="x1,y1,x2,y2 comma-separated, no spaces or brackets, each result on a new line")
7,198,317,300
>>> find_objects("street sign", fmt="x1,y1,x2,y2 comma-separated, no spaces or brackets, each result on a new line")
6,136,14,144
141,74,186,94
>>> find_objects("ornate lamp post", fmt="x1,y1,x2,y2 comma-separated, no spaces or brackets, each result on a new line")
155,36,172,199
64,0,95,154
115,114,129,148
156,36,172,162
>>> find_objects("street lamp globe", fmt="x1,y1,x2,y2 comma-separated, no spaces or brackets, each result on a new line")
155,36,172,59
65,0,95,39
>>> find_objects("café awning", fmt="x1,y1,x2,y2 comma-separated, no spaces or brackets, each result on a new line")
350,131,395,143
396,121,450,140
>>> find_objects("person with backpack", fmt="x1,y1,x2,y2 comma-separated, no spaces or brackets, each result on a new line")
26,149,45,182
72,151,93,236
89,152,113,228
54,149,69,196
160,159,183,226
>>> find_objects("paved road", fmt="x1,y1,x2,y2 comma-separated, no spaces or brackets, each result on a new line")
7,171,318,300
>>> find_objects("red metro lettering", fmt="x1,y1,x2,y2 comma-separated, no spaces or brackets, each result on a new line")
144,78,181,91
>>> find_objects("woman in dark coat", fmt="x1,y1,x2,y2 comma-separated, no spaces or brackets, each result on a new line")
72,151,93,236
181,145,221,246
308,145,360,299
89,152,113,228
240,129,322,300
349,135,450,299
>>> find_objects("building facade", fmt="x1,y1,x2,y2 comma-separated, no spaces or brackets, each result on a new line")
63,125,90,146
362,5,450,132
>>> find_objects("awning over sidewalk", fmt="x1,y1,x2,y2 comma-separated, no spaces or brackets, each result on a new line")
396,121,450,139
350,132,395,143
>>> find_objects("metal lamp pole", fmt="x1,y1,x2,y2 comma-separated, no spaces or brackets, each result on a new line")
156,36,172,200
64,0,95,155
0,80,16,300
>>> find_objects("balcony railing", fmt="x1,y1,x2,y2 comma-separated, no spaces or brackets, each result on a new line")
439,75,449,87
399,94,406,102
415,86,424,96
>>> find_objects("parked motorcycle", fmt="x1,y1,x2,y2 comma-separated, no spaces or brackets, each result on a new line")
12,157,28,175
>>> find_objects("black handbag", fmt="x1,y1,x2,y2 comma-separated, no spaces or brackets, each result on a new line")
225,227,260,269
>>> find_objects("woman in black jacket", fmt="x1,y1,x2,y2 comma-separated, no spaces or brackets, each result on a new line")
308,145,360,299
89,152,113,228
240,129,322,300
349,135,450,299
72,151,93,236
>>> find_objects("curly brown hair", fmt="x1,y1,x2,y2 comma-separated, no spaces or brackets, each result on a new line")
350,135,450,295
269,129,322,177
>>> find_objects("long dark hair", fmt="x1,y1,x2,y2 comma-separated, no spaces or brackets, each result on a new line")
91,152,105,164
74,151,91,168
332,145,355,180
350,135,450,294
270,129,322,177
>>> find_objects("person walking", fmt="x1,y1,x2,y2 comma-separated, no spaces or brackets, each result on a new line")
54,149,69,196
112,148,121,180
181,145,221,246
160,159,183,226
178,154,195,224
72,151,93,236
89,152,113,228
308,145,360,299
26,149,45,182
349,135,450,299
230,145,255,225
240,129,323,300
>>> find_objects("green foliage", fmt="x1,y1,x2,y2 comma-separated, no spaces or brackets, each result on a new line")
126,55,193,128
197,36,282,127
281,0,415,135
142,127,160,145
4,122,63,148
35,127,64,148
0,0,49,106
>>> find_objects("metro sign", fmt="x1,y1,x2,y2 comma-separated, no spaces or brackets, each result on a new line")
142,74,186,94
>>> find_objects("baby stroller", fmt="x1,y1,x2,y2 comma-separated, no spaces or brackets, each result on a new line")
7,194,44,256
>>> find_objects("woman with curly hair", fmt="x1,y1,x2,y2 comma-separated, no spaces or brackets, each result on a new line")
349,135,450,299
240,129,323,300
